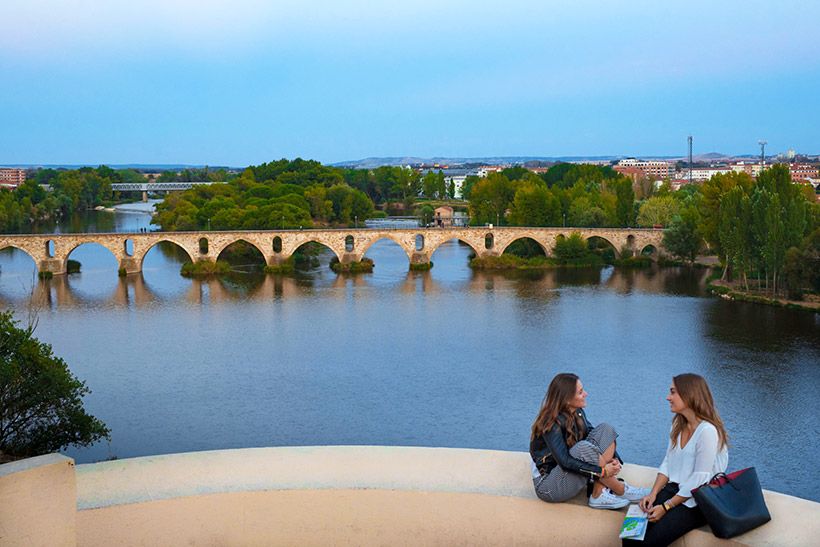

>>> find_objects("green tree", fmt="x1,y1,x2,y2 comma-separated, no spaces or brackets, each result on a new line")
468,173,515,225
0,312,109,459
611,177,635,227
637,195,680,227
663,206,702,263
509,183,561,226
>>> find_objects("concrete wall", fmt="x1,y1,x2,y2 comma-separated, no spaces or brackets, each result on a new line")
0,453,76,547
3,446,818,546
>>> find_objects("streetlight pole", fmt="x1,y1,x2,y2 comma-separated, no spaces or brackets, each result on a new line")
207,218,211,231
496,212,500,227
282,215,285,230
355,215,358,229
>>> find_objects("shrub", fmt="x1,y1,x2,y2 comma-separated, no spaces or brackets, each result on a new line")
66,260,81,274
330,257,374,273
180,260,231,277
409,262,433,271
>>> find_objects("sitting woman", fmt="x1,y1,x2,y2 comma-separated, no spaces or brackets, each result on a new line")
530,372,648,509
626,373,729,547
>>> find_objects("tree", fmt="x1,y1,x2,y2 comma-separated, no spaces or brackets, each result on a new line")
0,312,109,459
611,177,635,227
468,173,515,225
663,206,702,263
637,195,680,227
509,183,561,226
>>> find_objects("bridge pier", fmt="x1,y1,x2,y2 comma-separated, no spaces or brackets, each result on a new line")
119,257,141,275
410,251,432,268
39,258,66,276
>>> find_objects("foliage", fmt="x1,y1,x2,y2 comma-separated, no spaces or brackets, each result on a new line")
781,228,820,300
662,206,702,264
0,311,110,458
552,233,593,262
153,160,376,230
637,195,680,227
180,260,231,277
409,261,434,271
329,257,374,273
66,259,81,274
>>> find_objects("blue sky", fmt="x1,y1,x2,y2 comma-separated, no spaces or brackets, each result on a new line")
1,0,818,165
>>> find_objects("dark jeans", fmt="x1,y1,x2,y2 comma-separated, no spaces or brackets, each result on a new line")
622,482,707,547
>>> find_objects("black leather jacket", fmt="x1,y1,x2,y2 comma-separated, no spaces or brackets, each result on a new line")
529,408,619,481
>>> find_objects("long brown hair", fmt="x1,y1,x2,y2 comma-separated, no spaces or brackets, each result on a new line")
670,373,729,449
530,373,586,447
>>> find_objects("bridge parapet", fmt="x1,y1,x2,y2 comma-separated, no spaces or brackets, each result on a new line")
0,227,666,276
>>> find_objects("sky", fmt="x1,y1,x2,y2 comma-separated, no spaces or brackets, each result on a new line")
1,0,818,166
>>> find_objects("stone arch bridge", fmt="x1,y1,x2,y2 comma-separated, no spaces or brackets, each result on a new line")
0,227,665,275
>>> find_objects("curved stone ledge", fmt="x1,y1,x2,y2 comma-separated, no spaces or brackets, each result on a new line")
3,446,818,546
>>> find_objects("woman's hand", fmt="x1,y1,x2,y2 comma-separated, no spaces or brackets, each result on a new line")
646,504,667,523
604,459,621,477
638,493,656,513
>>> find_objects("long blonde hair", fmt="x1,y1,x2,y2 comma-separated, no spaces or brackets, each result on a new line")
671,373,729,449
530,373,585,447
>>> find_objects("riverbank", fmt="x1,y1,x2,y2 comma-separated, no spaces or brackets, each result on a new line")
707,279,820,312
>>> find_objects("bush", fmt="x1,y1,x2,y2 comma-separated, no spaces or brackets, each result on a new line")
180,260,231,277
37,271,53,280
552,233,589,261
0,311,110,459
264,258,296,274
66,260,81,274
118,267,127,277
330,257,374,273
409,261,433,271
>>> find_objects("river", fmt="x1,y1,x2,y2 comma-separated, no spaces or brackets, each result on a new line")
1,204,818,501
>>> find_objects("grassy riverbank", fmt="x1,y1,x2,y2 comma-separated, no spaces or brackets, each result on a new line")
707,278,820,312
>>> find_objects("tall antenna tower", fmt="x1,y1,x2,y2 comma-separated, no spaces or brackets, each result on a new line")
688,136,693,185
758,140,767,169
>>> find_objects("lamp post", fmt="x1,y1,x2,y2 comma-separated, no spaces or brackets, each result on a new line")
496,212,500,227
207,218,211,231
355,215,358,229
282,215,285,230
563,213,566,227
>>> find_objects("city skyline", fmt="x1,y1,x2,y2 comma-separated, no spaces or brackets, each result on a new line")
1,0,818,165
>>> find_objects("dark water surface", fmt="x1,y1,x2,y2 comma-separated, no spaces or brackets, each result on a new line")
1,208,818,501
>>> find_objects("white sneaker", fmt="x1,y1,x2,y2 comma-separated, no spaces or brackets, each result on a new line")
589,488,630,510
620,482,651,502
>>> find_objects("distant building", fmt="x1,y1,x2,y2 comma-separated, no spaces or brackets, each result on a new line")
789,163,819,181
730,162,767,178
477,166,504,178
0,168,25,189
613,166,645,182
684,167,733,182
614,159,671,180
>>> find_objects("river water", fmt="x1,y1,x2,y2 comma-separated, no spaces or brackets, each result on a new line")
1,204,818,500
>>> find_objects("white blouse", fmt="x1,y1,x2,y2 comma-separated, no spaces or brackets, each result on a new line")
657,421,728,508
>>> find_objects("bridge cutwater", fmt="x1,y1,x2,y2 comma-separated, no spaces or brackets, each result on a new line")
0,227,665,276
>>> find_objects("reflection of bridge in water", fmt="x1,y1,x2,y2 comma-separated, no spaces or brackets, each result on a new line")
0,227,666,276
11,263,708,311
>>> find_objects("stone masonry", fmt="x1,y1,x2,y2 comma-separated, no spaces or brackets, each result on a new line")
0,227,666,275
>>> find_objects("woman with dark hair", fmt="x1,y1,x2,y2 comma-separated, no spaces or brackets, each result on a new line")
530,373,648,509
625,373,729,547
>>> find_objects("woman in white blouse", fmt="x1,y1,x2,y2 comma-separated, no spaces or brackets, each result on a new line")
624,373,729,547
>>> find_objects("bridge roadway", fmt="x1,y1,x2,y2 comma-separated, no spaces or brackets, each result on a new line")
0,227,665,275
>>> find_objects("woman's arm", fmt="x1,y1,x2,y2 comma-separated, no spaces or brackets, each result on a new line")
639,473,669,512
543,424,605,479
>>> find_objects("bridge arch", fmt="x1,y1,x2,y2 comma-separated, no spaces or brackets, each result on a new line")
585,235,619,259
427,237,482,258
359,234,414,261
0,244,37,265
138,239,196,270
498,236,549,257
65,241,121,270
288,239,342,263
212,238,268,264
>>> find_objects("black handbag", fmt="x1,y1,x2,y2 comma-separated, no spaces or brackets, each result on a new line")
691,467,771,539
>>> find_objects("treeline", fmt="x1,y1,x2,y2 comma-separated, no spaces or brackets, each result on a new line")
464,164,637,227
695,166,819,298
463,163,818,297
0,166,137,232
153,159,376,231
